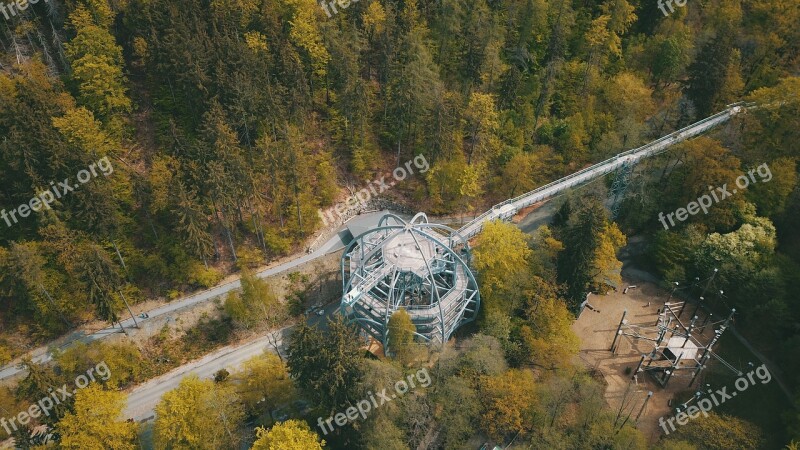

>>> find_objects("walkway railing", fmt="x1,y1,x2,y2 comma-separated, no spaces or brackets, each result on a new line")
457,103,750,239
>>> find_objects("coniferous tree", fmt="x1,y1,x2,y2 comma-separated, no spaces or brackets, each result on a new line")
286,317,363,412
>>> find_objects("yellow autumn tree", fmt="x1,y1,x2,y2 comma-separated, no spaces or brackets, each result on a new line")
464,92,501,165
591,221,627,293
281,0,330,79
224,270,285,329
426,151,483,214
669,412,762,449
52,107,118,158
252,419,325,450
154,375,244,450
387,309,418,365
55,341,144,389
68,0,114,30
362,1,387,37
520,277,580,368
64,8,132,124
479,369,537,441
584,0,635,83
58,384,137,450
499,152,550,198
231,352,295,414
473,220,532,300
0,343,10,366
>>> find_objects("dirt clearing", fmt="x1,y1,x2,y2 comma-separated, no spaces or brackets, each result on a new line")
572,279,717,442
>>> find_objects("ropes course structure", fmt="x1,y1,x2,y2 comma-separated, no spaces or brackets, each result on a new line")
610,270,746,389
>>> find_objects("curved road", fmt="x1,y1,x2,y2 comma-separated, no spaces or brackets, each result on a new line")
0,222,353,381
122,302,338,422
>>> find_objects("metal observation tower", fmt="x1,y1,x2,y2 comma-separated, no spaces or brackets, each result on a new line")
340,213,480,347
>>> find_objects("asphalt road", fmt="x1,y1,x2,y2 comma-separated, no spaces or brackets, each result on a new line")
0,219,353,381
123,301,339,422
123,330,289,422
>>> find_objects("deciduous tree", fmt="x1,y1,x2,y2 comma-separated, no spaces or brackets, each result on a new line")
153,375,244,450
58,384,137,450
232,352,295,414
667,413,762,450
473,220,532,300
479,369,537,441
387,309,417,365
252,419,325,450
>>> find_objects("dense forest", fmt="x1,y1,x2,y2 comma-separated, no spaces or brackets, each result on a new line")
0,0,798,447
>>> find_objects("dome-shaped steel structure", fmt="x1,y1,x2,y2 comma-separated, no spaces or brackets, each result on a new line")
340,213,480,346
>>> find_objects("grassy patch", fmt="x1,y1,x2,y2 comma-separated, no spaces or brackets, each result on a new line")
180,316,235,354
137,316,236,381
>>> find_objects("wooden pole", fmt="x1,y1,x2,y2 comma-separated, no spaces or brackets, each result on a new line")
635,391,654,423
611,309,628,353
633,353,646,380
689,353,710,387
683,315,697,348
119,290,139,328
663,351,684,387
699,312,712,335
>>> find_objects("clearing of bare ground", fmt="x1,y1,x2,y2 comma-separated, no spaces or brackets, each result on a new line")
573,272,792,448
572,279,720,443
